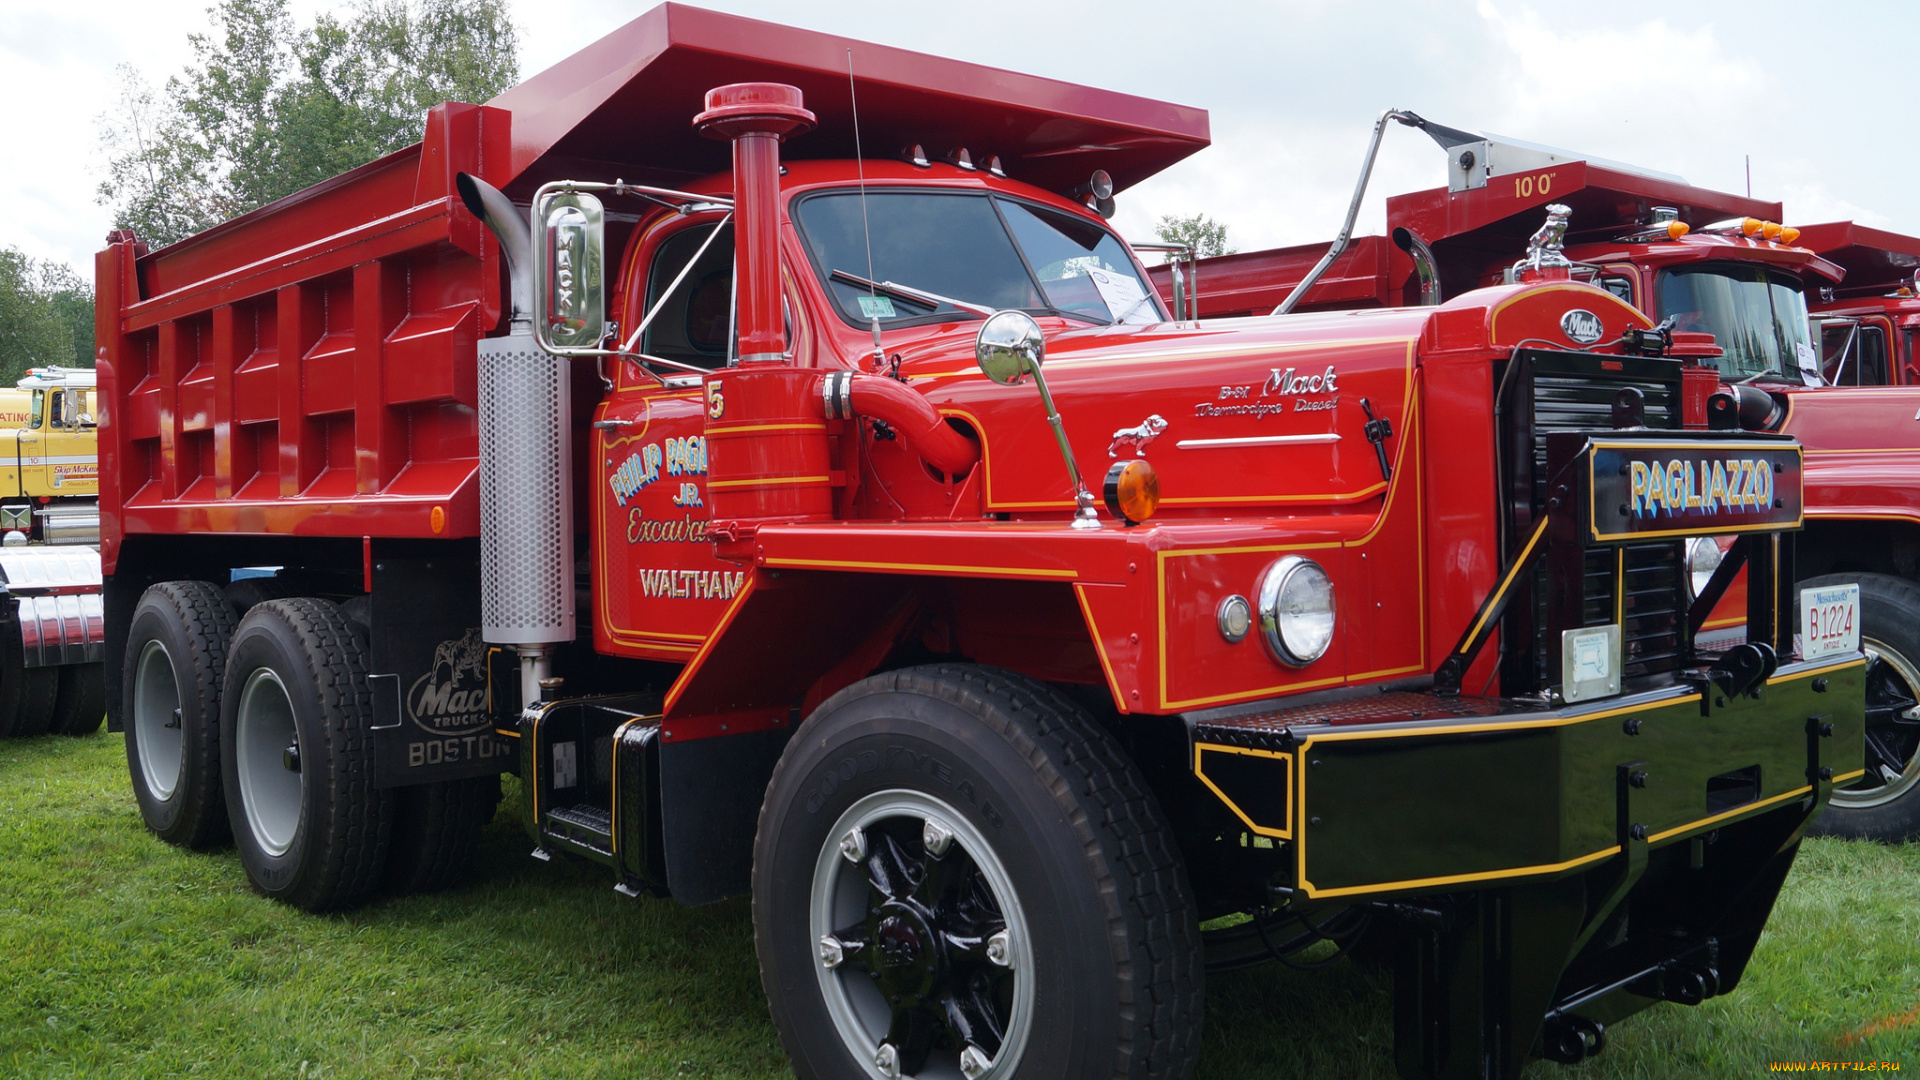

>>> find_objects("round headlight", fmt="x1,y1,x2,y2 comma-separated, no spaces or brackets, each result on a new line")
1256,556,1335,667
1686,536,1725,601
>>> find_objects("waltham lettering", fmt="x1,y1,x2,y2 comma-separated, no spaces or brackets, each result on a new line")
638,568,747,600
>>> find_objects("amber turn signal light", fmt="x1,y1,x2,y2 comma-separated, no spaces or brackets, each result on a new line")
1104,459,1160,526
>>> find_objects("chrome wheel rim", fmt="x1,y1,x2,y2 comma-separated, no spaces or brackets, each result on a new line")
132,640,183,800
234,668,302,855
810,789,1035,1080
1832,637,1920,810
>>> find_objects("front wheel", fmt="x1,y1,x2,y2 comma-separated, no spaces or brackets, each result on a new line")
1805,573,1920,842
754,665,1203,1080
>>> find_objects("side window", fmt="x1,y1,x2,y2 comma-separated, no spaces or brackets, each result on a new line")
640,221,734,369
29,390,43,430
48,390,63,427
1821,321,1891,386
1599,275,1635,305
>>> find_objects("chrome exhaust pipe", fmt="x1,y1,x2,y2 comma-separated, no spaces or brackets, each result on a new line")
459,172,575,707
457,172,534,330
1393,227,1441,306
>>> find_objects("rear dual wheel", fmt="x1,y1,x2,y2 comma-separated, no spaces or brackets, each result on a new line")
221,598,390,912
755,665,1203,1080
124,582,236,848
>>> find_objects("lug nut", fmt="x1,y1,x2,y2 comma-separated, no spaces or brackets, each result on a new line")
960,1044,992,1079
986,929,1013,968
819,935,845,969
922,818,954,858
283,741,301,773
839,827,867,863
875,1042,901,1079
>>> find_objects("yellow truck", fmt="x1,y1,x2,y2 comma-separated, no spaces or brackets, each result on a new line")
0,366,98,543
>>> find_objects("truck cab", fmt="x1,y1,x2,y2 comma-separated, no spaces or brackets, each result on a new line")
0,366,100,540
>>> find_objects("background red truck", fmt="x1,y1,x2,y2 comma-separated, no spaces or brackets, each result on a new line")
1155,136,1920,841
95,7,1866,1079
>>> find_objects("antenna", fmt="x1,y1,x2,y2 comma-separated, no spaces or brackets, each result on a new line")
848,48,884,369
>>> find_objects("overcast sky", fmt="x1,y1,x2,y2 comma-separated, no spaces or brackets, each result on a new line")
5,0,1918,276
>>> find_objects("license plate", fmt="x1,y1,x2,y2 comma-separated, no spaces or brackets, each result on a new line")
1799,584,1860,661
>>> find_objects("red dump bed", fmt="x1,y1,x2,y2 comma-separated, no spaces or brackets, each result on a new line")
94,2,1209,570
1796,220,1920,298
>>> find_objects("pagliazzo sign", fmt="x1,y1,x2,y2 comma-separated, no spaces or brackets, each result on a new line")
1577,437,1804,544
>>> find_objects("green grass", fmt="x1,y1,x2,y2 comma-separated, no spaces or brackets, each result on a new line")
1,733,1915,1079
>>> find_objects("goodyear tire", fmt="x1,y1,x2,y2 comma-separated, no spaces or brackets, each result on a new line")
383,774,500,894
754,664,1203,1080
123,581,236,847
1805,573,1920,842
220,598,390,911
50,663,106,736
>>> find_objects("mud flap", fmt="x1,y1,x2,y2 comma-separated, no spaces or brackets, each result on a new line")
369,552,515,787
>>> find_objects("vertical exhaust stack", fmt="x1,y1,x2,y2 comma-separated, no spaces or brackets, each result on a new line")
458,172,576,707
692,84,833,562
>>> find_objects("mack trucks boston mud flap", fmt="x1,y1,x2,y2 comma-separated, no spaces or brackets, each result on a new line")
94,6,1864,1079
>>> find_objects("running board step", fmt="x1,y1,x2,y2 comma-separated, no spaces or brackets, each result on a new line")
545,804,613,859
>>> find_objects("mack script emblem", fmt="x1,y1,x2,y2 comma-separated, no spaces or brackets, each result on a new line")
1560,309,1605,345
407,627,492,736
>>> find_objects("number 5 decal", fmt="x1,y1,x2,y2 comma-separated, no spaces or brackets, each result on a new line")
706,380,725,420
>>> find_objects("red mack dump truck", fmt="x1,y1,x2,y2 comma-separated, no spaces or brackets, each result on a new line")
1156,133,1920,842
98,8,1867,1079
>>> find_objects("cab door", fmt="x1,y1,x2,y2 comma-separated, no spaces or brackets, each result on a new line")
592,215,747,662
36,388,98,497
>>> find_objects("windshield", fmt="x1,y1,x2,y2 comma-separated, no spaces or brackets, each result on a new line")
1656,265,1815,381
795,190,1161,327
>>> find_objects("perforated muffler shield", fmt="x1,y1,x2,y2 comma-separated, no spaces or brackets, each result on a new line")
478,336,575,645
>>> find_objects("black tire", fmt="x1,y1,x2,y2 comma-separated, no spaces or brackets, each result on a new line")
123,581,237,848
754,664,1203,1080
383,774,500,894
50,663,106,736
2,661,60,738
1804,573,1920,842
220,598,390,911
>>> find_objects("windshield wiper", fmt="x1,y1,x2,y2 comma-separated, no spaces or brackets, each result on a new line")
830,270,996,318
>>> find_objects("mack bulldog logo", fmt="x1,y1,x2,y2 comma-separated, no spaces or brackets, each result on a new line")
407,628,492,736
1560,309,1604,345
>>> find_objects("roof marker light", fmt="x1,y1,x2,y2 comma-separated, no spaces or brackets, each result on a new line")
1741,218,1765,237
986,155,1006,178
904,144,931,168
1761,221,1783,241
1665,220,1690,239
949,148,977,171
1778,226,1801,245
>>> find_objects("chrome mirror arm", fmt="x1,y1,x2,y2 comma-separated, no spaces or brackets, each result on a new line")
974,310,1100,529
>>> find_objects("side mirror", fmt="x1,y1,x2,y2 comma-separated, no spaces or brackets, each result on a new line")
532,190,606,354
973,310,1101,530
974,310,1045,385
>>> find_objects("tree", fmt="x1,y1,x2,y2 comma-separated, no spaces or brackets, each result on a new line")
99,0,521,248
0,249,94,382
1153,213,1235,261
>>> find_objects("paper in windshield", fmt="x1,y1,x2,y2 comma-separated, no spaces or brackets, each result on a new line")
1795,341,1821,385
1087,268,1158,325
